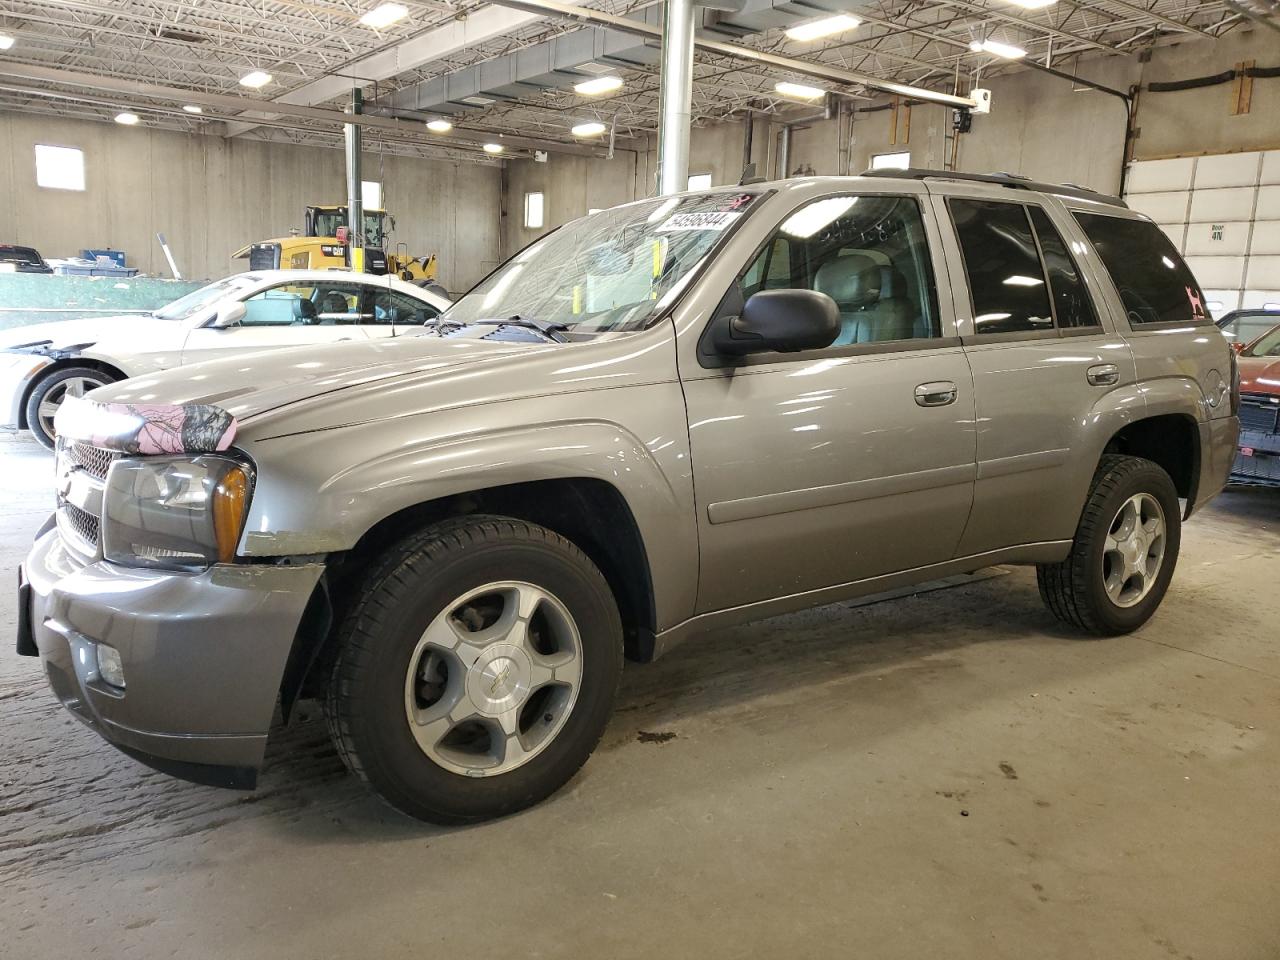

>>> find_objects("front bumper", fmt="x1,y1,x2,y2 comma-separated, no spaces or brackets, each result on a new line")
20,527,324,787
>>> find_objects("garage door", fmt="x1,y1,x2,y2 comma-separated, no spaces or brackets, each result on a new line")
1124,151,1280,315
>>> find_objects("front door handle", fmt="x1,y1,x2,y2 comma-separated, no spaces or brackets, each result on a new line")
1087,363,1119,386
915,381,957,407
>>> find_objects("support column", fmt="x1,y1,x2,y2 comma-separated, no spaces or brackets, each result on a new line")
344,87,364,266
657,0,695,196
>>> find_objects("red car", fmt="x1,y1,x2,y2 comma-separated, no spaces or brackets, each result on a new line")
1235,321,1280,486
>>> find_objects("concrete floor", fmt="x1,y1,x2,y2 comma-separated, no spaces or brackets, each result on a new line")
2,427,1277,960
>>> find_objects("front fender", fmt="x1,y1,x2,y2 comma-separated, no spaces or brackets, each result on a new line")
238,392,697,629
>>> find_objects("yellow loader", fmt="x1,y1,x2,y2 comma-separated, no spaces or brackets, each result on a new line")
234,205,439,284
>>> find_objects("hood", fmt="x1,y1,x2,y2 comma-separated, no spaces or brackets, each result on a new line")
95,334,554,424
0,314,178,352
1239,355,1280,396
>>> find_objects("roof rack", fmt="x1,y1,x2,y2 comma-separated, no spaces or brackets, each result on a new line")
860,168,1128,209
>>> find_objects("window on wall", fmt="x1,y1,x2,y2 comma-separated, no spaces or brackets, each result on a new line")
361,180,382,209
688,173,712,191
870,152,911,171
35,145,86,191
524,192,545,229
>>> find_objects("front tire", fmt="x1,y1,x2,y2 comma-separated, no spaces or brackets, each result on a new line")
24,366,116,449
326,516,623,824
1037,454,1181,635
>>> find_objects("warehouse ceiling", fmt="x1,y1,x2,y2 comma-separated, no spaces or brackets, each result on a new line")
0,0,1251,161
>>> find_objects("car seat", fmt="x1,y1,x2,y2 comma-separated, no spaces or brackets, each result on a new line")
814,255,918,344
291,298,320,324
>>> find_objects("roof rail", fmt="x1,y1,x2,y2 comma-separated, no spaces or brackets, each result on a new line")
860,167,1128,209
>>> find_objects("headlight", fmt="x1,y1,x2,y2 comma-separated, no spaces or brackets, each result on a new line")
101,455,253,570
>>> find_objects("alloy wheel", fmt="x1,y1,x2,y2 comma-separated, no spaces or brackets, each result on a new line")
1101,492,1167,608
403,581,583,777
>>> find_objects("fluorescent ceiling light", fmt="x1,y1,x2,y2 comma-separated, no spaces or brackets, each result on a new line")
785,14,861,42
1006,0,1056,7
969,39,1026,59
0,33,15,50
359,3,408,29
182,104,203,114
114,112,140,125
483,143,504,154
426,118,453,133
781,196,857,239
775,80,826,100
239,70,273,88
573,75,624,96
571,121,607,137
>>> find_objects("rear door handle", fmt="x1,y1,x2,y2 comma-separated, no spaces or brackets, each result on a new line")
914,381,957,407
1087,363,1119,386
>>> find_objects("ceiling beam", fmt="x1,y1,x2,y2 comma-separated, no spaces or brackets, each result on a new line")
486,0,978,109
0,61,617,157
220,1,594,138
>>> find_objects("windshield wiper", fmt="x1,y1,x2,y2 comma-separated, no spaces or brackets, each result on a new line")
445,314,569,343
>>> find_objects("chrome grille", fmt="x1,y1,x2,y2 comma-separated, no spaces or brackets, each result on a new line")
63,440,121,481
1240,395,1279,436
59,502,99,551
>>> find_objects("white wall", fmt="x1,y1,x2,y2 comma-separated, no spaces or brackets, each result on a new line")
0,112,503,290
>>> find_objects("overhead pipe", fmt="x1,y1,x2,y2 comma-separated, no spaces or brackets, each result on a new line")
657,0,696,195
487,0,977,111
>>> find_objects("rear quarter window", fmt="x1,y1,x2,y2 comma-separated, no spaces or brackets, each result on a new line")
1074,212,1208,326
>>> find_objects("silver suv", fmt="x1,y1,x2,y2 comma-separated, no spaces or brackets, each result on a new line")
20,171,1241,824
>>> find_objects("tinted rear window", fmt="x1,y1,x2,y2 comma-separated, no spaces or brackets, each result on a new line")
0,247,42,265
948,198,1053,335
1074,213,1208,326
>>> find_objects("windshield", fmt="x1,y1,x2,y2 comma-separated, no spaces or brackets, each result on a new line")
1244,324,1280,358
154,275,258,321
444,191,762,335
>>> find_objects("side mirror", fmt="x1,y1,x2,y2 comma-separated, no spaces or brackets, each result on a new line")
209,301,247,329
1231,341,1246,354
713,289,839,356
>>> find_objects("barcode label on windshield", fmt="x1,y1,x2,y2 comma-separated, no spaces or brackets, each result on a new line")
656,211,742,233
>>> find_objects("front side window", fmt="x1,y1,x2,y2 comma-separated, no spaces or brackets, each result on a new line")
1074,212,1208,326
1028,207,1099,329
949,199,1053,335
239,282,365,326
731,194,940,345
444,191,764,335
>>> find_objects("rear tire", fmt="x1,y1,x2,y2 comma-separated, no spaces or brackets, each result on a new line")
25,366,115,449
1037,454,1181,635
325,516,623,824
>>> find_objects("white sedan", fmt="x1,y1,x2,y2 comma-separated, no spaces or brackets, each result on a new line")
0,270,450,448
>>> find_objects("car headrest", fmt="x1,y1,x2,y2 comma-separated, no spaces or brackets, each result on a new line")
878,265,909,301
292,298,319,323
813,253,881,310
318,293,349,316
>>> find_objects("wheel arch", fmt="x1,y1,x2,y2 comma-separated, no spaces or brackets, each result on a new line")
280,475,661,721
18,357,127,429
1101,412,1200,513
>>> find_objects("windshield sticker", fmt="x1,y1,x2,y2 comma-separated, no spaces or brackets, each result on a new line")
657,211,743,233
719,194,755,211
